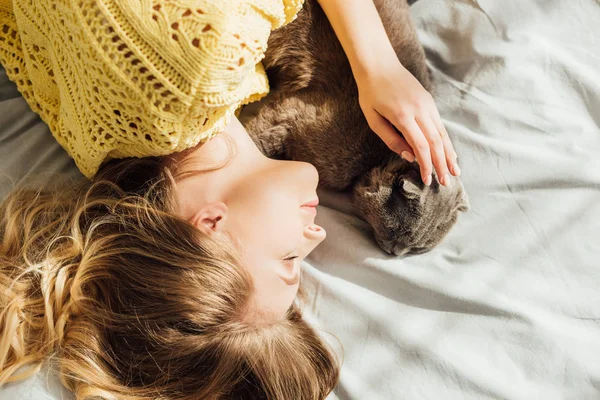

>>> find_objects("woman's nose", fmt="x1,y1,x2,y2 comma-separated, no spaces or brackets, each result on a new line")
278,159,319,189
300,161,319,186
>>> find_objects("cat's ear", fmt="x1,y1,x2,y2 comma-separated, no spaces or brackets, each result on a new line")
399,179,421,199
457,191,470,212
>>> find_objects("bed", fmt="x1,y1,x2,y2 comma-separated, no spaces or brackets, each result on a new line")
2,0,600,398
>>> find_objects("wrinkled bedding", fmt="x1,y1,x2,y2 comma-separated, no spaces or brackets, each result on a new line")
2,0,600,399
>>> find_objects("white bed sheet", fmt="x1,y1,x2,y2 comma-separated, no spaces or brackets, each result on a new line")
1,0,600,399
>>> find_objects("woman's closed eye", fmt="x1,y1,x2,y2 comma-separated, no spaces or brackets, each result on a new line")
279,255,301,285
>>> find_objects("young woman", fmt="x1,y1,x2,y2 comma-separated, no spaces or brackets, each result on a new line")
0,0,460,398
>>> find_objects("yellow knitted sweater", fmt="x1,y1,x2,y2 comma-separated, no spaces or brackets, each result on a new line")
0,0,303,178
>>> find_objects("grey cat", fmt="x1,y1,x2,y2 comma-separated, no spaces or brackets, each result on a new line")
240,0,469,255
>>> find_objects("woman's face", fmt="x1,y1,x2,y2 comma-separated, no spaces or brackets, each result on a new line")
174,117,326,321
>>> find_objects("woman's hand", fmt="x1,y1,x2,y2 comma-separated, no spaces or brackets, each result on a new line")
315,0,461,187
357,59,460,186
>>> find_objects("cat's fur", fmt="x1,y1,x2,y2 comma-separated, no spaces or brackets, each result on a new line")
240,0,469,255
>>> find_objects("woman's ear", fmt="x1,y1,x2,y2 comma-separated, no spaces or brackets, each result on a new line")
190,201,228,235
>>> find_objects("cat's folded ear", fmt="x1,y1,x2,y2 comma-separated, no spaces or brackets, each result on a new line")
398,178,421,200
457,190,470,212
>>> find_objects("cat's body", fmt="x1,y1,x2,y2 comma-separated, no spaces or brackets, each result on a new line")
241,0,469,255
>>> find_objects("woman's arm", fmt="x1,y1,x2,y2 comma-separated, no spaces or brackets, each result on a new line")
316,0,460,186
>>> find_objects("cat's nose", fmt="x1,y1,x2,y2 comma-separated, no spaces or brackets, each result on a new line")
378,236,411,256
392,245,410,256
375,237,397,255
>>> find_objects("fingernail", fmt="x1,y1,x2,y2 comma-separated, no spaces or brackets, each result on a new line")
424,175,432,186
442,174,450,186
453,164,461,176
401,151,415,163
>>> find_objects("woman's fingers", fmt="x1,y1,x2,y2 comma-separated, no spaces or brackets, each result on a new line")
416,116,451,186
389,115,433,185
366,110,414,158
432,113,460,177
366,105,459,187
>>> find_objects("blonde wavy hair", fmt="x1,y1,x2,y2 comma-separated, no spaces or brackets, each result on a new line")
0,155,340,399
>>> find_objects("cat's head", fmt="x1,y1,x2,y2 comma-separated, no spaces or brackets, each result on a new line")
351,158,469,255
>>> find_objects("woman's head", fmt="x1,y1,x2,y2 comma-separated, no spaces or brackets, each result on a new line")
0,133,339,398
171,116,326,321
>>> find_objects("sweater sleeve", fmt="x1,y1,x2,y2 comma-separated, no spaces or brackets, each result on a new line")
0,0,304,179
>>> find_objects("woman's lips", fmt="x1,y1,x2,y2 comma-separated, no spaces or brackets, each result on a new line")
301,198,319,207
301,198,319,215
